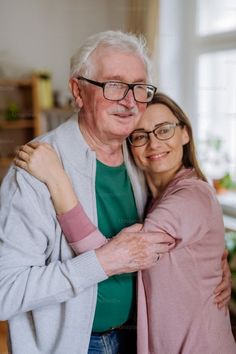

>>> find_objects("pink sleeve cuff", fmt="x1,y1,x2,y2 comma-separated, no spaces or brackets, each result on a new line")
69,229,107,253
57,203,96,243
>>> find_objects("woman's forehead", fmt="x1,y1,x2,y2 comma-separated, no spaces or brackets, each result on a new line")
137,103,177,129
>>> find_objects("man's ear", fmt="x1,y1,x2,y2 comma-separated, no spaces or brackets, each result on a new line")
69,78,83,108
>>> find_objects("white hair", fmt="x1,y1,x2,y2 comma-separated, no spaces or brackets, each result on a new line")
70,30,152,82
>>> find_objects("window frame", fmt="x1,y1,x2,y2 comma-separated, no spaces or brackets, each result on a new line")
182,0,236,220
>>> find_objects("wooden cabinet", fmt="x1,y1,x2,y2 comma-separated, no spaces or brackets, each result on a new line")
0,321,8,354
0,75,41,181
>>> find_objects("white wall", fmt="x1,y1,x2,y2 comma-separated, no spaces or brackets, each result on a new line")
0,0,127,94
152,0,186,106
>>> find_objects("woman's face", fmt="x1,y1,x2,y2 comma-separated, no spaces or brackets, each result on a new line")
130,103,189,182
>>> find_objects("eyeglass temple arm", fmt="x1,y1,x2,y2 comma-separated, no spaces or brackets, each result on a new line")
77,76,105,88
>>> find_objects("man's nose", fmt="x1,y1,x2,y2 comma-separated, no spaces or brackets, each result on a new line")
119,88,136,107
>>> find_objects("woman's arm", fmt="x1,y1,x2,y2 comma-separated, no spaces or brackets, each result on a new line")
143,184,232,309
14,142,107,253
57,204,107,253
15,142,77,214
14,143,172,265
214,249,232,310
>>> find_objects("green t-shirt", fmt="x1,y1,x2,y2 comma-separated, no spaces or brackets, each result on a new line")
92,160,139,332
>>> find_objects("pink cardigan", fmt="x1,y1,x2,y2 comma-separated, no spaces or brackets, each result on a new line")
58,168,236,354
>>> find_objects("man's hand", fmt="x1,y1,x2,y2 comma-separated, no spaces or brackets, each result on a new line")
214,249,232,310
95,224,175,276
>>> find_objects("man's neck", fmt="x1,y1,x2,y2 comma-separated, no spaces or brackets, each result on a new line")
79,119,124,167
96,149,124,166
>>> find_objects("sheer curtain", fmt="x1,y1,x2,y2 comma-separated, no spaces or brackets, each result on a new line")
127,0,159,55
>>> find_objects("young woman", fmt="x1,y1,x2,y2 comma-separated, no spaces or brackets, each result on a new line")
15,93,235,353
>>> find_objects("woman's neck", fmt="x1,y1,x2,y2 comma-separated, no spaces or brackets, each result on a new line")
145,174,167,199
145,165,184,199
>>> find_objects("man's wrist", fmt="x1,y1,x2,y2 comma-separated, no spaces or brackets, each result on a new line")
95,247,114,277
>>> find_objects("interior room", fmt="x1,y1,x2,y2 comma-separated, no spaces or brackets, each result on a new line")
0,0,236,352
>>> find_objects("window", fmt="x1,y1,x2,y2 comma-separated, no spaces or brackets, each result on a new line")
197,0,236,35
155,0,236,201
195,0,236,197
198,50,236,181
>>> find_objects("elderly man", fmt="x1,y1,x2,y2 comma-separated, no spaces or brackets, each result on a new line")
0,31,231,354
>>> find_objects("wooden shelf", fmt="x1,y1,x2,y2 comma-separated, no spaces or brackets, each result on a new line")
0,157,14,165
0,321,8,354
0,119,34,129
0,75,42,136
0,78,32,88
0,75,42,182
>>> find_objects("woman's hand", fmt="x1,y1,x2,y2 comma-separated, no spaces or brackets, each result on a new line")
214,249,232,311
14,142,78,215
14,142,65,186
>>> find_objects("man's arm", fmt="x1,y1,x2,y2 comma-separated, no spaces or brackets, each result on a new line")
0,168,108,320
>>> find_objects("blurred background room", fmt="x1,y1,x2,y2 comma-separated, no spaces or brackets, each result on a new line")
0,0,236,352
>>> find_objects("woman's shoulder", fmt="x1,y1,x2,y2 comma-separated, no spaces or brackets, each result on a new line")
166,168,216,199
156,169,220,217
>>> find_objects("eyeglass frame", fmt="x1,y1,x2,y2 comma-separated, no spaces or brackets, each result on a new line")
128,122,184,147
76,76,157,103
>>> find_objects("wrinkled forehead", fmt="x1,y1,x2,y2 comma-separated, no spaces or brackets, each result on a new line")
88,46,149,81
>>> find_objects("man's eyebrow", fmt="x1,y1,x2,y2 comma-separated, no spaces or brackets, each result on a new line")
104,75,147,83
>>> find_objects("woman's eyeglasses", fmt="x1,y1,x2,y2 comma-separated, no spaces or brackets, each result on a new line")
128,122,183,147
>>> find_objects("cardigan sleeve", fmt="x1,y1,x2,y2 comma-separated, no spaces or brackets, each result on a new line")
57,203,107,253
0,168,108,320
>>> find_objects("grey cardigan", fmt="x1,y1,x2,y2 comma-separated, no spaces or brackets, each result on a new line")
0,115,147,354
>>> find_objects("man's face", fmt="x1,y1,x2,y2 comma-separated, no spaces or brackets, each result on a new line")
76,47,148,143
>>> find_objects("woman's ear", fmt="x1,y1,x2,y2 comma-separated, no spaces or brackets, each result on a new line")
182,126,190,146
69,78,83,108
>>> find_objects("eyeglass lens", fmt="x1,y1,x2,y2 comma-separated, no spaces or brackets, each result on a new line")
104,82,155,102
130,123,178,146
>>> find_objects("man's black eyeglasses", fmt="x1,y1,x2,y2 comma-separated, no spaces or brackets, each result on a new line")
77,76,157,103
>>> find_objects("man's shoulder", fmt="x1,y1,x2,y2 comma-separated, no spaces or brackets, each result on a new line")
0,115,80,197
37,114,78,145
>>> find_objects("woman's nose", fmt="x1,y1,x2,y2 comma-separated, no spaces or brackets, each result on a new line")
148,132,162,148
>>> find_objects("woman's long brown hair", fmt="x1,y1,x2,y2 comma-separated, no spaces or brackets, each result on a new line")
149,92,207,182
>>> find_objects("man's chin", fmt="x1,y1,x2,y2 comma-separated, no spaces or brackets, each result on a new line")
113,128,134,142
